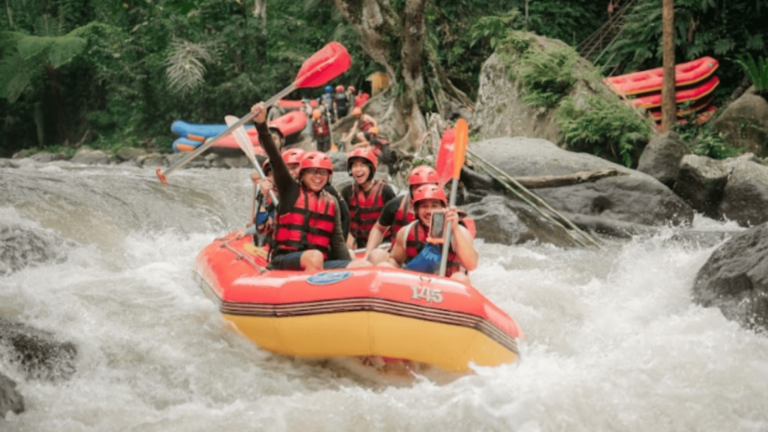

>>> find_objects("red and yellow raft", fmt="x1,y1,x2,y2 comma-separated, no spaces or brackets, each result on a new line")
605,56,719,96
194,231,522,373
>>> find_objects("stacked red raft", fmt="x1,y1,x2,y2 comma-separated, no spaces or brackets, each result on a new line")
605,56,719,126
171,110,307,154
194,231,523,373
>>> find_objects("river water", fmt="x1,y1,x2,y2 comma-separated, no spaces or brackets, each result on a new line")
1,161,767,431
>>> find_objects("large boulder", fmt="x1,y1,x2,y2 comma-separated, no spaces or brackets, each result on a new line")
637,131,691,188
673,154,730,218
29,152,68,163
471,137,693,226
472,33,614,143
714,87,768,157
718,158,768,226
463,196,578,247
692,223,768,331
0,372,24,417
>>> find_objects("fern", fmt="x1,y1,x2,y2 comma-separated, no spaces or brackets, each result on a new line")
517,47,579,109
736,53,768,93
165,40,213,95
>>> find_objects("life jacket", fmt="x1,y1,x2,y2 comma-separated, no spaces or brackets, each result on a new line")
334,93,349,110
390,196,415,244
349,180,387,246
273,188,337,259
357,117,375,133
403,221,463,277
312,119,330,137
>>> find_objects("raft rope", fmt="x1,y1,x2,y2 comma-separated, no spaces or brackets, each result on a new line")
466,149,604,249
217,233,268,274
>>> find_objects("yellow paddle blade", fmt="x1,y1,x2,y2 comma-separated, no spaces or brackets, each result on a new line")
453,118,469,179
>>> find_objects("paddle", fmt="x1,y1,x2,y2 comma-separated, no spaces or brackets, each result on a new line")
439,119,468,277
156,42,351,184
435,128,456,188
225,115,279,208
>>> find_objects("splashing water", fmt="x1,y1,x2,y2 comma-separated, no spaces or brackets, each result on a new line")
1,162,767,431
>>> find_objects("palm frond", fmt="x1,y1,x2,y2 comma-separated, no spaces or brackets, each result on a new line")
165,40,213,95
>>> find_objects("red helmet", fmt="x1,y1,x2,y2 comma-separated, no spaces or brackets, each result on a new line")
281,148,306,165
347,147,378,181
299,151,334,175
336,85,344,92
408,165,439,187
412,185,447,208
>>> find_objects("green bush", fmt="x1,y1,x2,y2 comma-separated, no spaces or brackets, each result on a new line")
517,47,579,108
556,95,652,167
673,115,745,160
736,53,768,95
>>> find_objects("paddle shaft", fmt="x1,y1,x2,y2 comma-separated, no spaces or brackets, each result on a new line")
438,179,459,276
226,115,280,206
157,84,297,182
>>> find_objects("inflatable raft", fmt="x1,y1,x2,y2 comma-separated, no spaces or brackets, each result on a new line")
606,56,719,96
194,231,522,374
629,76,719,110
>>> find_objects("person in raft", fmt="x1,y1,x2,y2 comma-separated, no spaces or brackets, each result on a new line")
334,85,350,119
381,185,477,283
343,107,378,147
250,102,368,272
341,148,396,250
364,165,439,264
249,158,276,242
311,109,332,152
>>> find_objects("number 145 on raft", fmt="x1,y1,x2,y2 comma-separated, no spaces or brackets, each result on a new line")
411,286,443,303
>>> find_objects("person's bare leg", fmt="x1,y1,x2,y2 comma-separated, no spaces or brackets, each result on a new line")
450,272,471,284
300,250,324,273
368,249,390,265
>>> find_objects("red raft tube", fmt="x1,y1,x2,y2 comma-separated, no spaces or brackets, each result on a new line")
194,231,523,374
606,56,719,96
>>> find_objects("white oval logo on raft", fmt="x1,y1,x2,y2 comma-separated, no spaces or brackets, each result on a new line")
307,271,353,285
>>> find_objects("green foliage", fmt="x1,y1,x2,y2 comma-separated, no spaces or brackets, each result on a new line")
736,53,768,93
469,9,523,51
556,95,653,167
517,47,579,108
673,115,744,160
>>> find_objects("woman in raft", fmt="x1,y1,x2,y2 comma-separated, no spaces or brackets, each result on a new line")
381,184,477,283
251,102,369,272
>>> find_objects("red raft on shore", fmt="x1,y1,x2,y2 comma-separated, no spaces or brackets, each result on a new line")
194,231,522,374
605,56,719,96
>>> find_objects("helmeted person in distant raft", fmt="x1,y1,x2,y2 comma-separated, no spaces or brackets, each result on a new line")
380,184,477,284
311,109,332,152
333,85,350,119
343,107,378,147
250,102,368,272
341,147,396,250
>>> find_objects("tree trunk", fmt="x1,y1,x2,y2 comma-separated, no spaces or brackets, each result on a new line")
253,0,267,27
332,0,471,153
661,0,676,132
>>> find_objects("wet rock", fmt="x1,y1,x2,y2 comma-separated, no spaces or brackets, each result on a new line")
0,317,77,381
718,158,768,226
0,225,71,275
472,32,615,143
70,147,110,165
166,152,210,169
463,195,578,247
472,137,693,227
673,154,729,218
329,150,348,173
29,152,69,163
692,223,768,331
0,372,24,417
637,131,691,188
714,87,768,157
116,147,147,161
0,159,19,168
210,155,250,169
137,152,167,168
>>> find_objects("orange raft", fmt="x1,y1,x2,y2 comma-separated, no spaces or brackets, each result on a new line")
605,56,719,96
194,231,523,373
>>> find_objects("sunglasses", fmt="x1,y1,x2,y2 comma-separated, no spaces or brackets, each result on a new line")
305,169,330,176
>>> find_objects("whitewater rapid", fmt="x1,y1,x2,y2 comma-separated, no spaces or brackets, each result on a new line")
1,161,767,431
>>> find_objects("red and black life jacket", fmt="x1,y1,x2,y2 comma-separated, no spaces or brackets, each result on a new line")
273,188,337,259
403,221,463,277
357,117,375,133
313,119,330,137
390,196,415,244
349,180,387,246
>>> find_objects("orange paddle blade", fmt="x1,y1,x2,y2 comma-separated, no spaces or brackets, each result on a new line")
435,128,455,188
453,118,468,179
295,42,352,88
